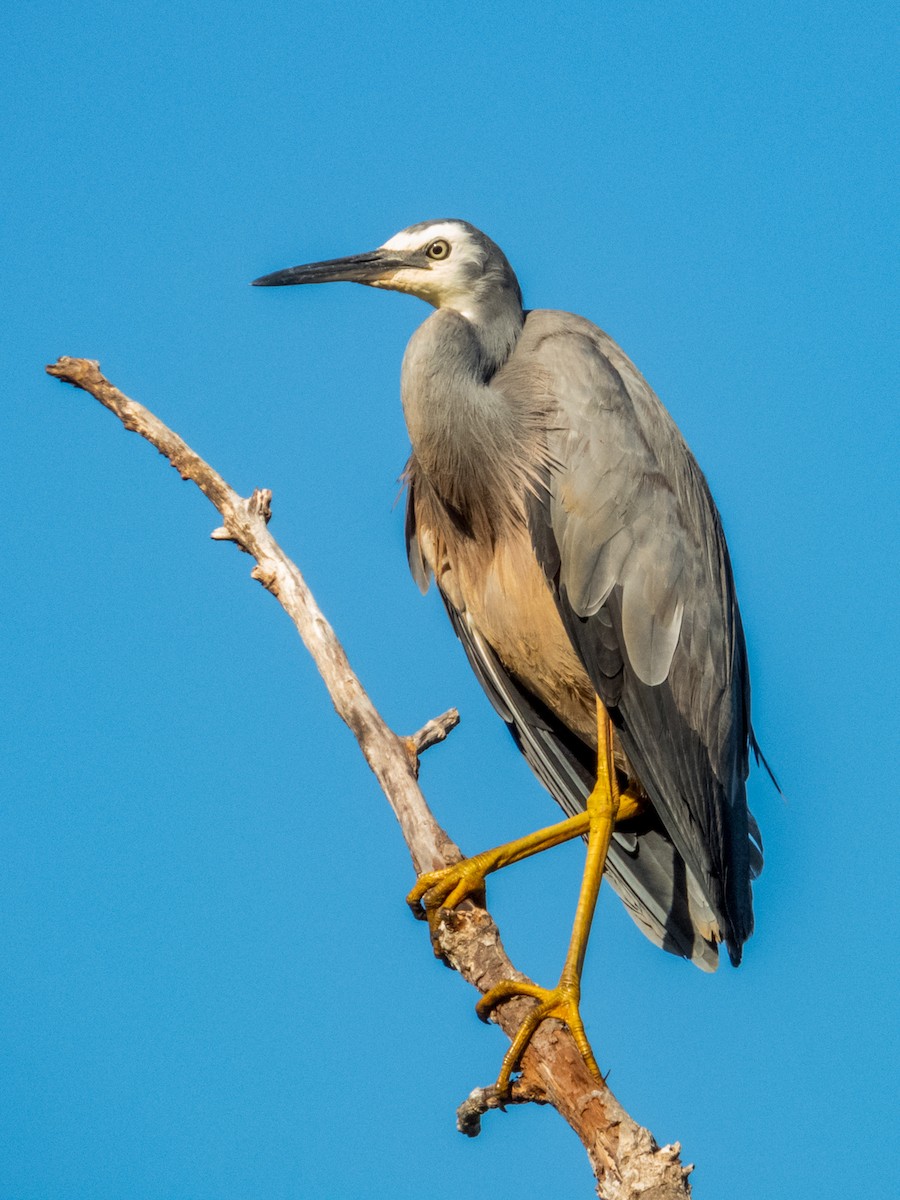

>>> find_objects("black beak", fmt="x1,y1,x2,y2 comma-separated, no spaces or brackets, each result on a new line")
252,249,413,287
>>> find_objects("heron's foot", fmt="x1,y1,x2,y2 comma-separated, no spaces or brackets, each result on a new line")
406,853,492,925
409,811,603,934
476,975,601,1097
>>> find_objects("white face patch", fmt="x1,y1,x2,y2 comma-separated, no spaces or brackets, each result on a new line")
377,220,487,314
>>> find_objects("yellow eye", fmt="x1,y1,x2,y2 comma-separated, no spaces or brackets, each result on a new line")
425,238,451,261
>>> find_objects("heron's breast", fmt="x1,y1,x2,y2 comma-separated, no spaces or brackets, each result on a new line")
428,523,597,744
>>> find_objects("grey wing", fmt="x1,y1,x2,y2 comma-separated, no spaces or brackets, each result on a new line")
498,311,762,964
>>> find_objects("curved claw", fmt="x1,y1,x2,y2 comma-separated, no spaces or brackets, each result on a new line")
476,977,602,1096
406,856,488,921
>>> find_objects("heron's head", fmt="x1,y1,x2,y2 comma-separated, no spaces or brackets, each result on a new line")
252,219,522,319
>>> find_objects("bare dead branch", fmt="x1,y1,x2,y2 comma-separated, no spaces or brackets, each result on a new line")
46,356,693,1199
409,707,461,755
457,1077,549,1136
402,708,461,774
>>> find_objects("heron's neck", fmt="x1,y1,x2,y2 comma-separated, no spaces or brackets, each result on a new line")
446,285,525,376
401,302,540,535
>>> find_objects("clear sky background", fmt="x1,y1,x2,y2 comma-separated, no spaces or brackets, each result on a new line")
2,3,897,1197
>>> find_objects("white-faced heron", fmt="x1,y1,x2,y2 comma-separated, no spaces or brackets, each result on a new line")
253,220,764,1093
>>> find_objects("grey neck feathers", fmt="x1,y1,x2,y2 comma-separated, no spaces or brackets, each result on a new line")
458,277,525,377
401,299,547,542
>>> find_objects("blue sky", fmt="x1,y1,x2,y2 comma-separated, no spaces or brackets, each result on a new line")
2,2,897,1197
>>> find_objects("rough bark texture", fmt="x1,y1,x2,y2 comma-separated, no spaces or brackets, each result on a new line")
46,356,694,1200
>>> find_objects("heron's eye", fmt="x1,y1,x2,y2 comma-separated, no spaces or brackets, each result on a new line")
425,239,451,261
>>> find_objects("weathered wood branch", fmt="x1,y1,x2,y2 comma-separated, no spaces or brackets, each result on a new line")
46,356,693,1200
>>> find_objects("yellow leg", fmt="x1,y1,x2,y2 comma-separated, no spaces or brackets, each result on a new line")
407,783,642,920
476,703,621,1094
408,811,589,918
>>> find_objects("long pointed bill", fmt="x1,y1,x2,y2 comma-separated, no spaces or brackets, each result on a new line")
251,249,413,288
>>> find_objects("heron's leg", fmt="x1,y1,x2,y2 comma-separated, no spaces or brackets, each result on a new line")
407,785,641,920
408,810,588,918
476,703,620,1094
